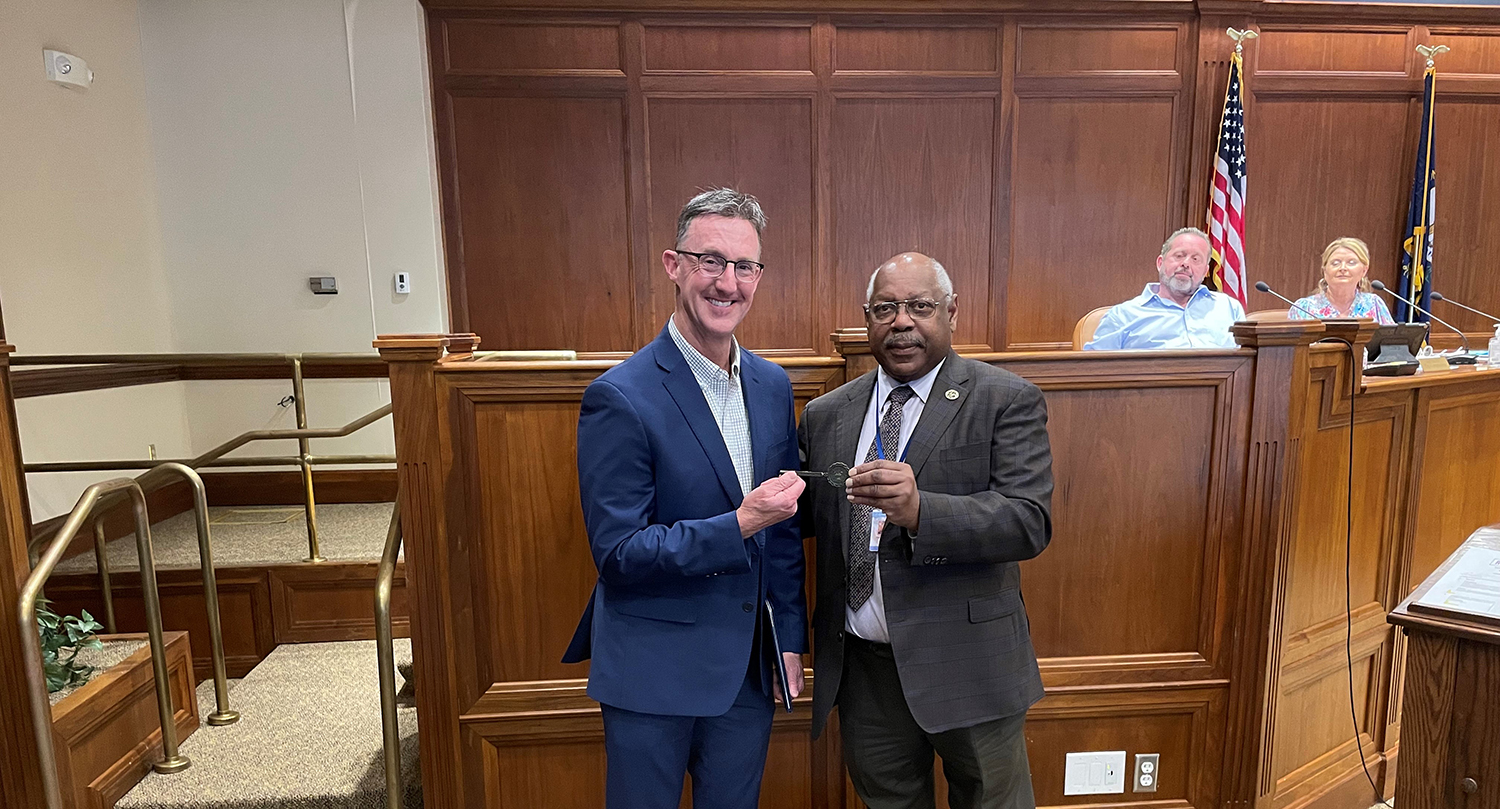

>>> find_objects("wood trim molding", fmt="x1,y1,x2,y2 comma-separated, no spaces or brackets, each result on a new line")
11,364,181,399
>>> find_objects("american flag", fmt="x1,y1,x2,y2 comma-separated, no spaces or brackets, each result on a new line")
1207,52,1248,307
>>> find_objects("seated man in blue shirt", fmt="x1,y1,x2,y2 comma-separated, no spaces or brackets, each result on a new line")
1084,227,1246,350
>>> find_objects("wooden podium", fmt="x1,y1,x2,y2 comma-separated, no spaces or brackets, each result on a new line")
1389,524,1500,809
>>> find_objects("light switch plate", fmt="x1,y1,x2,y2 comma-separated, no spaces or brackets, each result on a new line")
1064,751,1127,796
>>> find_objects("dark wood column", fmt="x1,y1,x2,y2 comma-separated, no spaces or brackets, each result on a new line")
1221,317,1328,807
0,326,47,806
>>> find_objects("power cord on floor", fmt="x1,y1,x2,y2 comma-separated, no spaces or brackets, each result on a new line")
1330,337,1394,809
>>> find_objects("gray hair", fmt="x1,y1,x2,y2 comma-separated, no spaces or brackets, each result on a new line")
675,188,767,246
1161,227,1211,257
866,258,954,303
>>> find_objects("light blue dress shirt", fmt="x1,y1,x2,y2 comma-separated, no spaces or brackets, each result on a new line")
1084,284,1246,350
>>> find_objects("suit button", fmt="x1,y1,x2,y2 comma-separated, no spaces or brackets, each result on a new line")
923,556,936,565
838,630,846,640
742,602,754,613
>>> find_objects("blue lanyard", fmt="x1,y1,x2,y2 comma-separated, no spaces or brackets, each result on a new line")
872,396,912,463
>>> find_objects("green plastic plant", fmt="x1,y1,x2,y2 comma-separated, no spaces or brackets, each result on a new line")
35,598,104,693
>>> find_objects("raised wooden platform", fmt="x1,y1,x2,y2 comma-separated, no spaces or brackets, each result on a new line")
46,561,409,682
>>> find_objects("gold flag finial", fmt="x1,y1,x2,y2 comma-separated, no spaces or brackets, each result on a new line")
1416,44,1450,69
1227,28,1259,55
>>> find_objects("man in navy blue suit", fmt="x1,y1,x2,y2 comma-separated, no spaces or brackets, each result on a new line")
563,188,808,808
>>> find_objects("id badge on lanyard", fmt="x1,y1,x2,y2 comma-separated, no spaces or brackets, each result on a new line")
868,408,909,552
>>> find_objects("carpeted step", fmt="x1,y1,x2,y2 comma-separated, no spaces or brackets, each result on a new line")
119,639,419,809
54,503,398,574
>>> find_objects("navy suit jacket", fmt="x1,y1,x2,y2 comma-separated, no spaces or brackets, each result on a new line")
563,325,808,717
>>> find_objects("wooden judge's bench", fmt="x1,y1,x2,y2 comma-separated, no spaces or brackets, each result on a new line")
374,318,1500,809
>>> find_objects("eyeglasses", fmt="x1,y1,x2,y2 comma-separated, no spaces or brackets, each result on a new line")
674,250,764,282
865,297,948,324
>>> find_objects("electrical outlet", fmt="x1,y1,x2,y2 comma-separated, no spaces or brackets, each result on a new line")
394,272,411,294
1064,751,1126,795
1134,753,1160,792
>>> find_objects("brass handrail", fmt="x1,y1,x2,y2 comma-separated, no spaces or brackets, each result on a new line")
373,501,403,809
156,463,239,726
21,479,189,809
25,404,394,557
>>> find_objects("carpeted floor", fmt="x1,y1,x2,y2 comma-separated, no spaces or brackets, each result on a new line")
55,503,396,574
119,639,420,809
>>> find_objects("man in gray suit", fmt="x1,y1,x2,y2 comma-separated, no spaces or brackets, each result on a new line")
800,252,1053,809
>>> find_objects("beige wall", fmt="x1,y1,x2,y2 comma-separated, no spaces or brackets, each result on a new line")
2,0,445,520
0,0,195,519
137,0,445,465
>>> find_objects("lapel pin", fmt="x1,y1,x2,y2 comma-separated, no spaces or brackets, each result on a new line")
945,389,959,400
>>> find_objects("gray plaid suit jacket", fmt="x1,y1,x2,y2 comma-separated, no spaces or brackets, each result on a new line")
799,353,1053,737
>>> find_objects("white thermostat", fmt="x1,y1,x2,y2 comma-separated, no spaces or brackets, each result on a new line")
43,50,93,90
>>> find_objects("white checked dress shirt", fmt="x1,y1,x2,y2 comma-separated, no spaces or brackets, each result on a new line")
846,359,945,643
667,315,754,498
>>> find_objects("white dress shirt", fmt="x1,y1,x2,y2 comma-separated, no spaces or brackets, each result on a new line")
847,359,945,643
667,315,754,498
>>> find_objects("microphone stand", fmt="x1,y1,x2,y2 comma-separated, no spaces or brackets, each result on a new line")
1431,291,1500,324
1370,281,1475,363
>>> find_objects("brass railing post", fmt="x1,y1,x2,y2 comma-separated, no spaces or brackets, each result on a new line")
374,501,404,809
91,516,116,633
291,357,325,562
155,462,238,726
20,480,189,809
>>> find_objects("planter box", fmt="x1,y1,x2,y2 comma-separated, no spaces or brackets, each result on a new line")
50,631,199,809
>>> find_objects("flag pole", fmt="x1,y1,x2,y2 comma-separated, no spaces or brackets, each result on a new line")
1405,44,1447,323
1208,29,1256,300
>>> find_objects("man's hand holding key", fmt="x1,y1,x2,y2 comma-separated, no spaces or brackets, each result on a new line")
736,470,806,538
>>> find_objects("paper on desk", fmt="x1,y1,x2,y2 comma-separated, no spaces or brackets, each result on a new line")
1414,546,1500,620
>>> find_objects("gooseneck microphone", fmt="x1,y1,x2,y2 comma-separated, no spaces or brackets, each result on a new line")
1431,291,1500,324
1253,281,1323,320
1370,280,1472,355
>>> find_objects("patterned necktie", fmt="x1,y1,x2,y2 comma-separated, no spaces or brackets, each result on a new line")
848,385,915,611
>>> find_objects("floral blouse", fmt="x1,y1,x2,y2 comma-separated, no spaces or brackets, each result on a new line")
1289,291,1395,325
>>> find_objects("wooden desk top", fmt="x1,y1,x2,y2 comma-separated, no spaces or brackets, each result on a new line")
1363,359,1500,393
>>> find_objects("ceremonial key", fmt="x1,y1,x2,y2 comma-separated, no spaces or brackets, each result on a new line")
780,462,850,489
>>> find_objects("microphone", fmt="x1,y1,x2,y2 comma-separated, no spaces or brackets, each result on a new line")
1370,280,1473,357
1254,281,1323,321
1431,291,1500,324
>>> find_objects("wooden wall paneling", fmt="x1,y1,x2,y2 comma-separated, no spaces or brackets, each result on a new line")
990,350,1252,809
1406,380,1500,591
1006,21,1190,350
45,568,276,682
624,19,654,351
441,19,622,73
644,91,819,354
448,91,635,352
833,24,1000,74
0,342,45,807
830,92,999,349
1255,26,1413,76
642,22,813,72
1243,84,1416,314
1430,67,1500,333
269,562,410,643
1024,685,1227,809
1017,364,1237,667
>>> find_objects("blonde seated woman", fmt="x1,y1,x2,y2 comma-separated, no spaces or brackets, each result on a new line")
1288,237,1395,324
